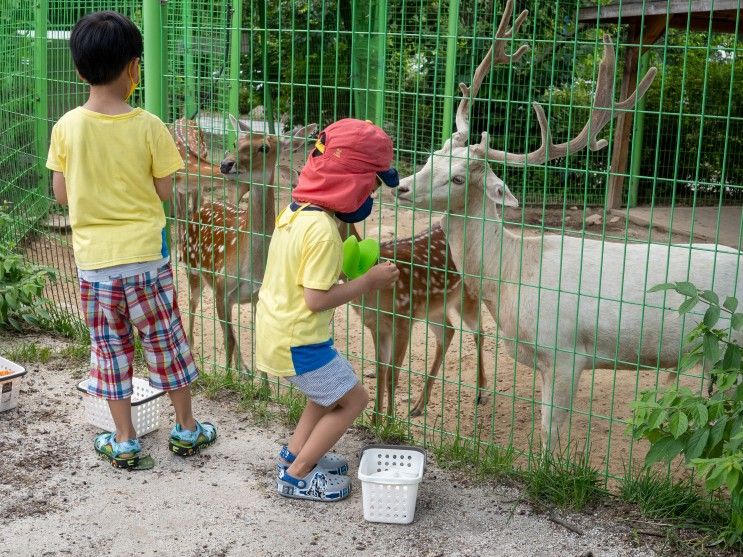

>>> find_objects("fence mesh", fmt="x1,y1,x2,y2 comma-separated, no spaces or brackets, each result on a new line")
1,0,742,487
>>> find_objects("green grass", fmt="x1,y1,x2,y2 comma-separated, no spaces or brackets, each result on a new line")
433,434,515,480
59,343,90,364
358,413,412,444
524,448,605,510
5,342,53,364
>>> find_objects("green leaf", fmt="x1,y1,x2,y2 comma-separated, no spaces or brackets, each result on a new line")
726,468,740,493
685,428,710,461
678,296,699,315
732,313,743,331
703,333,721,364
724,296,739,313
669,411,689,438
722,344,742,372
695,403,709,426
700,290,720,306
645,436,685,466
708,416,729,453
704,305,721,328
648,282,676,293
676,282,698,297
704,463,728,492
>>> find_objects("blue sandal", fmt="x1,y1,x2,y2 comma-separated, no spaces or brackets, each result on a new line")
94,432,141,469
276,445,349,476
168,421,217,456
277,466,351,502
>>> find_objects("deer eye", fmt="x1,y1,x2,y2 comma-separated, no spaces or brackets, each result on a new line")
452,176,465,185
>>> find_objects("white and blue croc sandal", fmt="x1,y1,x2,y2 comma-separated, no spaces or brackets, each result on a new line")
277,466,351,502
94,432,141,469
276,445,349,476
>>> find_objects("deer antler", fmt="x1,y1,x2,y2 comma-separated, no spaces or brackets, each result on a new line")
476,34,657,165
454,0,529,142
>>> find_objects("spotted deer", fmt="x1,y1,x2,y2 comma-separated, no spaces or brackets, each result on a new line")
181,115,316,373
396,1,742,451
169,118,223,222
340,221,486,420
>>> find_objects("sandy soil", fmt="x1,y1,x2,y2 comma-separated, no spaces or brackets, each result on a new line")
21,194,703,482
0,332,665,557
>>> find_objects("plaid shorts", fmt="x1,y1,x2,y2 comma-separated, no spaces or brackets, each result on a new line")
79,263,198,400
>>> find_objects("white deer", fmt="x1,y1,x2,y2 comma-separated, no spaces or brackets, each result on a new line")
396,0,743,449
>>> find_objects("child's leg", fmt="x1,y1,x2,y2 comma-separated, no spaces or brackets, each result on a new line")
107,398,137,443
287,383,368,478
167,385,197,431
286,400,332,458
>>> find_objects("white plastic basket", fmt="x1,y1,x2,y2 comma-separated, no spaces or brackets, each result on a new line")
0,356,27,413
358,445,426,524
77,377,165,436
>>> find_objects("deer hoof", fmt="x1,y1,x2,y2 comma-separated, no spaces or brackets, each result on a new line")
409,406,423,418
476,392,490,406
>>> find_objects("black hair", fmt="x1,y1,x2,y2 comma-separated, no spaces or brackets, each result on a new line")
69,11,143,85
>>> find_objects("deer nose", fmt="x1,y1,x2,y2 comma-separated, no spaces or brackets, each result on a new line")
220,160,235,175
397,186,410,195
258,143,269,154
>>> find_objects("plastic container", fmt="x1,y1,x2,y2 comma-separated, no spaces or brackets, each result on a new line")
77,377,165,436
358,445,426,524
0,356,28,412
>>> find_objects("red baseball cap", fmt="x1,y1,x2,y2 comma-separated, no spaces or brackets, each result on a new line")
292,119,395,213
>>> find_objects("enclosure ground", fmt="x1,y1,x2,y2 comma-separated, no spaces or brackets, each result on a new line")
0,332,668,557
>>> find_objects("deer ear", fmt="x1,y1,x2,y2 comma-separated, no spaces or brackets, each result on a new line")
228,114,241,136
283,123,318,152
485,172,519,208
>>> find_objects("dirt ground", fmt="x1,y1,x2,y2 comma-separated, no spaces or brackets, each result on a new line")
23,194,704,482
0,331,666,557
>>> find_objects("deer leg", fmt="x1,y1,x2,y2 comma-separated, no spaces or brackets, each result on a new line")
186,272,203,348
410,311,453,417
372,323,393,425
214,284,238,375
540,359,584,453
459,292,487,406
387,319,411,418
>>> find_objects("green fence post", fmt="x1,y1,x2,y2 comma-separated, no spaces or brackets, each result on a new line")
441,0,459,144
372,0,387,124
628,51,649,208
144,0,170,244
257,0,275,134
182,0,198,119
34,0,49,213
226,0,242,144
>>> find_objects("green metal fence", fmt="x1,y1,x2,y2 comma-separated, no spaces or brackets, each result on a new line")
1,0,742,486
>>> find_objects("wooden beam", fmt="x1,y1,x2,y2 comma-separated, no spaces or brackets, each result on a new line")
578,0,742,22
606,16,666,209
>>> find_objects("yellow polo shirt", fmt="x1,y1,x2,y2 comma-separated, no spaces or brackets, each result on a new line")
46,107,183,270
255,205,343,377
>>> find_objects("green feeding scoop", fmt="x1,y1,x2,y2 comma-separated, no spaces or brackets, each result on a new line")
342,235,380,280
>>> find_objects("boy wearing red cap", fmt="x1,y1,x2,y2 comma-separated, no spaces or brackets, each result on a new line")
256,118,400,501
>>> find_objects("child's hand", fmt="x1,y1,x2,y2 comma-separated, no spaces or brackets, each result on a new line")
363,261,399,290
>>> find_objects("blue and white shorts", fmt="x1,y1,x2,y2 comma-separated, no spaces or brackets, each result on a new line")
287,354,359,407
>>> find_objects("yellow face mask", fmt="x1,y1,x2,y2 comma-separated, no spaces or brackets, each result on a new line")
125,62,139,102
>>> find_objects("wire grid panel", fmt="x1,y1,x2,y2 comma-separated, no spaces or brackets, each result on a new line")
1,0,742,488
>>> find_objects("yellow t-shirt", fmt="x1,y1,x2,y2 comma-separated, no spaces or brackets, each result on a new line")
255,205,343,377
46,107,184,270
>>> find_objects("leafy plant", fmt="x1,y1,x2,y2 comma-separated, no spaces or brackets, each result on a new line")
631,281,743,546
0,207,57,331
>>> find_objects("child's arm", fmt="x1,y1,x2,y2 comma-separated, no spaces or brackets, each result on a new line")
52,172,68,205
153,174,174,202
304,261,399,313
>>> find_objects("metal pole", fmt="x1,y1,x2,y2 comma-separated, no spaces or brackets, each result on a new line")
257,0,275,134
228,0,242,141
144,0,165,119
183,0,198,118
628,51,649,208
373,0,387,124
441,0,459,144
34,0,49,212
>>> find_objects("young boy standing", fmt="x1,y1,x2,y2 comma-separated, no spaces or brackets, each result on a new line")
256,118,400,501
46,11,216,469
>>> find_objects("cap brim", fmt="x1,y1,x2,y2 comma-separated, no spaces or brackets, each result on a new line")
376,167,399,188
